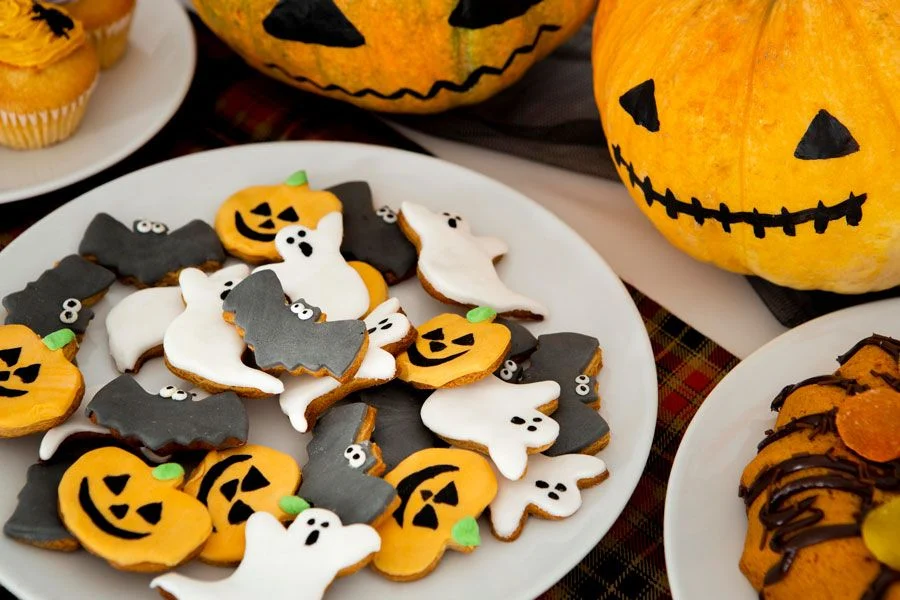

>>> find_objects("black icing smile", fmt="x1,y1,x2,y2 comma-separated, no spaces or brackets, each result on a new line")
406,344,468,368
612,145,867,239
78,478,149,540
234,212,278,243
263,24,561,101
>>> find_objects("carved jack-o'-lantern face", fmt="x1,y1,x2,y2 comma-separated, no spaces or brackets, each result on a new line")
593,0,899,293
58,447,213,571
193,0,597,113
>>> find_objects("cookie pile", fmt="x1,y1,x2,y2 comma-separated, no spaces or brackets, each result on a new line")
1,171,612,598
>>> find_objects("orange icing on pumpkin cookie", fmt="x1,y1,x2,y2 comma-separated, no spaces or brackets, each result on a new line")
0,0,85,68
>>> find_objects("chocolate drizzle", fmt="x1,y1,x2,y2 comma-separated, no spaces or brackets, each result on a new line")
836,334,900,365
862,566,900,600
763,524,861,585
770,376,868,411
757,410,837,452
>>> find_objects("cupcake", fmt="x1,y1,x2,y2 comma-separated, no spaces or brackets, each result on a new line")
50,0,135,69
0,0,99,150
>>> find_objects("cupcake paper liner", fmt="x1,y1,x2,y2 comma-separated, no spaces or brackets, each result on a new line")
90,11,134,69
0,76,99,150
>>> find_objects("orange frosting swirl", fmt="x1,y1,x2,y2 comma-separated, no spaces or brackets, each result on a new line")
0,0,85,68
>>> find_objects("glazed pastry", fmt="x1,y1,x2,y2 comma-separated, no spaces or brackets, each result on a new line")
50,0,135,68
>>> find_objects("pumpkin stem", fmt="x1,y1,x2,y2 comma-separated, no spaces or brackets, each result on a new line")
285,170,309,187
41,328,75,351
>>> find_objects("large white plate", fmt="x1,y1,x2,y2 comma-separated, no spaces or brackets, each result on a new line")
0,142,657,600
664,298,900,599
0,0,195,204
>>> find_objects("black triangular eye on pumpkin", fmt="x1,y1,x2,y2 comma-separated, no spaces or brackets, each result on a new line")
103,474,130,496
412,504,440,530
422,329,445,341
277,207,300,222
0,347,21,368
137,502,163,525
449,0,544,29
219,478,239,502
109,504,129,520
13,364,40,384
250,202,272,216
240,466,270,492
619,79,660,133
794,109,859,160
258,219,276,230
433,481,459,506
263,0,366,48
452,334,475,347
227,500,255,525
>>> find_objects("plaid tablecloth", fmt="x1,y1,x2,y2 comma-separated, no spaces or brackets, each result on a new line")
0,16,740,600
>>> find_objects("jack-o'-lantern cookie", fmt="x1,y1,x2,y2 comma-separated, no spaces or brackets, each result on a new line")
0,326,84,438
398,202,548,320
215,170,342,264
58,447,212,572
183,445,301,566
396,308,511,389
373,448,497,581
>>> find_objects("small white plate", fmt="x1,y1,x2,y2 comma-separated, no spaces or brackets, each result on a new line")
664,298,900,599
0,142,657,600
0,0,195,204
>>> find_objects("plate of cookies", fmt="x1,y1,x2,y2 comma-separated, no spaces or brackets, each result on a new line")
0,141,657,600
665,299,900,599
0,0,195,203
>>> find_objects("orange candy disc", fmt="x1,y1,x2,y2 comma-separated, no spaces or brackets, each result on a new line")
835,388,900,463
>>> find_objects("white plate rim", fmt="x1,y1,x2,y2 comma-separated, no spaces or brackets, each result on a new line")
0,0,196,204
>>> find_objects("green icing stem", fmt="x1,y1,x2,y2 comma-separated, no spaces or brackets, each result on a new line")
152,463,185,481
279,495,310,516
451,516,481,547
466,306,497,324
41,329,75,351
285,170,309,187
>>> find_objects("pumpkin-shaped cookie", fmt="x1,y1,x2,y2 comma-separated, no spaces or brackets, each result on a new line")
183,445,302,566
58,448,212,572
396,309,511,389
215,170,342,263
373,448,497,581
0,326,83,438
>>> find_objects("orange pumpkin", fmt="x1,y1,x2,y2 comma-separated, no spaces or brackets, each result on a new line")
193,0,597,113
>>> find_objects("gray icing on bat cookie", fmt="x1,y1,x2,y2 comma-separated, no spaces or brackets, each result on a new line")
222,270,367,379
4,460,78,549
3,255,115,337
86,376,248,454
297,402,397,524
493,318,538,383
329,181,417,283
519,332,609,456
78,213,225,286
341,381,444,471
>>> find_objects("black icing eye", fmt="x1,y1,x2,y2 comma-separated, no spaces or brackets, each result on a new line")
134,220,152,234
379,318,393,330
321,521,329,528
510,416,526,425
137,502,163,525
251,202,272,216
422,328,444,341
103,474,130,495
285,237,295,245
452,333,475,346
794,109,860,160
307,517,315,525
619,79,660,133
297,230,307,238
449,0,543,28
263,0,366,47
535,480,549,489
278,207,299,222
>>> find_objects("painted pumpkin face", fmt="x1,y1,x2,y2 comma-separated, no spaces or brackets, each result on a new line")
58,448,212,571
183,445,301,566
593,0,899,293
396,311,511,389
0,326,82,438
193,0,597,113
215,170,342,263
373,448,497,580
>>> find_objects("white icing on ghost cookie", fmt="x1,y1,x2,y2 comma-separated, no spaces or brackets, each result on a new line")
489,453,608,541
280,298,411,433
163,265,284,397
253,212,369,321
106,286,185,372
420,377,560,480
39,385,108,461
399,202,548,318
150,509,381,600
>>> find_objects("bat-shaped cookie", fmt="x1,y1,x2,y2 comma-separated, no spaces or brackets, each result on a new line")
297,403,398,525
4,460,79,551
79,213,225,287
86,375,249,455
329,181,417,284
3,255,115,338
494,317,538,382
222,270,368,381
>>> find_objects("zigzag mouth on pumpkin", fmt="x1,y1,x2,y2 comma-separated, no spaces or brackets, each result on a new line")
612,144,867,239
263,24,561,101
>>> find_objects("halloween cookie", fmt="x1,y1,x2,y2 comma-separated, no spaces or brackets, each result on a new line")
86,376,249,455
0,326,83,438
214,170,342,264
253,212,370,320
420,376,560,480
489,453,608,541
296,403,398,526
396,308,511,389
4,459,79,551
519,332,609,456
106,286,184,373
349,260,389,316
280,298,415,432
398,202,547,320
58,447,212,572
222,270,368,382
329,181,417,284
39,384,110,461
373,448,497,582
2,254,115,342
164,265,284,398
494,317,538,382
151,508,381,600
79,213,226,288
182,445,301,566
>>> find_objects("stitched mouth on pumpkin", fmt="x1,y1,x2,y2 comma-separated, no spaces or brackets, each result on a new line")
262,24,561,101
612,144,867,239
